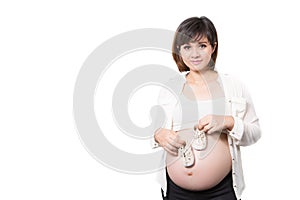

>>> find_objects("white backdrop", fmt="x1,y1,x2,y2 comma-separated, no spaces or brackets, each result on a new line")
1,0,300,199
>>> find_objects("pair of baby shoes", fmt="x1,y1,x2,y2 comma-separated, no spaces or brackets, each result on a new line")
178,127,207,167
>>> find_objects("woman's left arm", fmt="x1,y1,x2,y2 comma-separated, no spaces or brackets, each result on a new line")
227,84,262,146
198,77,261,146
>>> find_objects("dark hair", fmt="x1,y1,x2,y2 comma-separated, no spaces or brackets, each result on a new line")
172,16,218,72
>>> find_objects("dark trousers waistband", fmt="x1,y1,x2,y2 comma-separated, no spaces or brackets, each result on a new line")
162,170,237,200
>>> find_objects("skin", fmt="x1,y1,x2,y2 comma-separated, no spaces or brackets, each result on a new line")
154,37,234,156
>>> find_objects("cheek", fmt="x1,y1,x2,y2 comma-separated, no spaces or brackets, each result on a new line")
203,49,213,58
201,51,214,64
181,57,190,66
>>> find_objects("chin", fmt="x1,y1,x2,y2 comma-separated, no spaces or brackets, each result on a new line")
190,65,208,72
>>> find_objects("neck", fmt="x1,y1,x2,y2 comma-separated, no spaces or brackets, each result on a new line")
186,69,217,84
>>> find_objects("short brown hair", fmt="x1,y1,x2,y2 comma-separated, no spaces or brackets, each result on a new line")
172,16,218,72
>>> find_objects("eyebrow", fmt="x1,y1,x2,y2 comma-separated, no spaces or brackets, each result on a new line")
183,41,208,45
196,41,208,44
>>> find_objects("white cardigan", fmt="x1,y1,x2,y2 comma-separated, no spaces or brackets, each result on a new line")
152,73,261,200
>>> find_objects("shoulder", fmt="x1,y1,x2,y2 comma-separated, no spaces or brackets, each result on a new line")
157,73,186,104
166,73,186,86
162,73,186,94
219,73,248,97
219,73,244,86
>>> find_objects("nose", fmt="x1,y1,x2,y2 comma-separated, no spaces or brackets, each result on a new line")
190,47,200,58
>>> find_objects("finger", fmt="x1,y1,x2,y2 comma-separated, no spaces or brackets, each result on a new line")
171,134,185,143
206,118,220,133
169,137,186,149
198,119,209,130
202,124,213,133
207,125,222,135
198,122,204,130
165,148,178,156
170,130,178,136
165,143,178,156
177,138,186,147
206,126,215,134
168,132,177,140
206,127,213,134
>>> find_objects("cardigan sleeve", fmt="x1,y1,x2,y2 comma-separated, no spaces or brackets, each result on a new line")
228,79,262,146
151,87,178,148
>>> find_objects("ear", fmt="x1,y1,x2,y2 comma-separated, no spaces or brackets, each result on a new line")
212,42,217,53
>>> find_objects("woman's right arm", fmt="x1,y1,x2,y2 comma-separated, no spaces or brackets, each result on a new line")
152,88,185,156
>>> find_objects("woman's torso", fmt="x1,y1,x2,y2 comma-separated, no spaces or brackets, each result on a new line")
166,75,232,191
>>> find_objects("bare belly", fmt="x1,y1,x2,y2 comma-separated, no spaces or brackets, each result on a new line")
166,133,232,191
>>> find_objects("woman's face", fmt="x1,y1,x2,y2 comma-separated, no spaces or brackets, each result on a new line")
179,37,215,72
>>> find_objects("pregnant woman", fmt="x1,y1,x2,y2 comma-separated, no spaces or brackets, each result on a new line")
153,16,261,200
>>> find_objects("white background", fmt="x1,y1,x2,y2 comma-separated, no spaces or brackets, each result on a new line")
1,0,300,199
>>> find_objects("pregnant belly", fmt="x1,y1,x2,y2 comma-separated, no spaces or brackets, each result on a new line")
166,133,232,191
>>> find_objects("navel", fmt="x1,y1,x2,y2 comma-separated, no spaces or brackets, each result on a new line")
187,171,193,176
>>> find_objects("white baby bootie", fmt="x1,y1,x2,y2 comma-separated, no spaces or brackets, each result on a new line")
178,145,195,168
192,127,207,151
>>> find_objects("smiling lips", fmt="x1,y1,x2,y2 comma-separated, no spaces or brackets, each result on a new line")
190,60,202,65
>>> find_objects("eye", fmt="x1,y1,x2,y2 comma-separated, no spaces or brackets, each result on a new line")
182,45,191,50
199,44,207,49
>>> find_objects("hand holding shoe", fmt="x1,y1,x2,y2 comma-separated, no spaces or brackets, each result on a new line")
198,115,234,134
154,128,186,156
